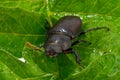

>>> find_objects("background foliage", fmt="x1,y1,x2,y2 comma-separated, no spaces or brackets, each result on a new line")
0,0,120,80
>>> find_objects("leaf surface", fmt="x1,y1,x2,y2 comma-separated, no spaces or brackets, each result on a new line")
0,0,120,80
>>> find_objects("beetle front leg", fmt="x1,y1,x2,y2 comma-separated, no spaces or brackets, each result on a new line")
25,42,43,51
64,48,81,64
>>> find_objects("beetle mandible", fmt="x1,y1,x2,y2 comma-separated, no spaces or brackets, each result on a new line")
26,16,109,64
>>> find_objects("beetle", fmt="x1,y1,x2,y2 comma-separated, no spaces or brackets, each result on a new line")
26,16,109,64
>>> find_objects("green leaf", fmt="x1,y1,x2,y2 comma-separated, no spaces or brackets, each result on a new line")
0,61,20,80
66,54,115,80
0,49,47,79
0,7,46,57
0,0,120,80
22,45,79,80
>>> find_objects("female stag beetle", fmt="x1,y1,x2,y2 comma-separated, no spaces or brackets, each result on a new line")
26,16,109,64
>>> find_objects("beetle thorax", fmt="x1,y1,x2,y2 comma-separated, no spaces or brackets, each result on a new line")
44,34,71,57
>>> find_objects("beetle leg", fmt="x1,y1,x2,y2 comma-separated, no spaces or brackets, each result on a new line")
64,48,81,64
72,49,81,64
25,42,43,51
72,40,91,46
79,27,110,35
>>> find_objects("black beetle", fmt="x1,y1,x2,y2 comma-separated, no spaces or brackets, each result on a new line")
26,16,109,64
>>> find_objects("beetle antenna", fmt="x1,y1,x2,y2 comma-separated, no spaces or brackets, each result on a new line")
79,27,110,35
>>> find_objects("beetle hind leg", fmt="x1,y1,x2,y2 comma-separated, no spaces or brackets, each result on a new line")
79,27,110,35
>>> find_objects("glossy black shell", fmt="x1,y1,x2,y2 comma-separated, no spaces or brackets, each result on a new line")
48,16,82,39
44,16,82,54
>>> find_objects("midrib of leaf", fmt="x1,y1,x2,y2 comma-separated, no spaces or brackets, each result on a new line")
45,1,81,79
0,33,45,37
45,0,53,27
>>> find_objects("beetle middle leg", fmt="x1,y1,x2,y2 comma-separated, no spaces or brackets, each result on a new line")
64,48,81,64
72,40,91,46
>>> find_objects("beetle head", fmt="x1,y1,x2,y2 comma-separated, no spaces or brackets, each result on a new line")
45,44,62,57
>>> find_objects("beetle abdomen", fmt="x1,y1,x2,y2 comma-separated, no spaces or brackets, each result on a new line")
48,16,82,38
